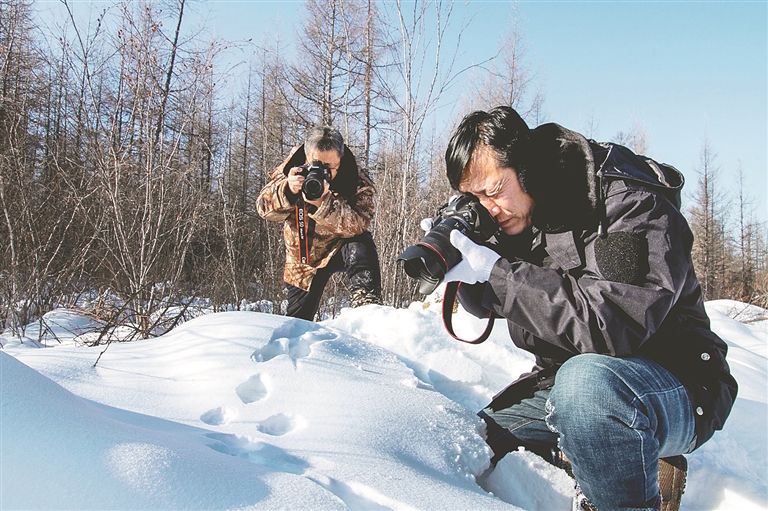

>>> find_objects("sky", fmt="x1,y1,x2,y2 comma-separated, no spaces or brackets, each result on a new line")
38,0,767,223
213,0,768,222
509,1,767,223
2,297,767,509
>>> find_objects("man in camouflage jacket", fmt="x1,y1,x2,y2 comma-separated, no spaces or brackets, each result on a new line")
256,126,382,320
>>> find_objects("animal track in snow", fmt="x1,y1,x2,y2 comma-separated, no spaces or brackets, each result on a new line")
204,432,309,475
200,406,238,426
251,319,338,363
308,474,417,511
257,413,300,436
251,337,287,362
236,374,269,404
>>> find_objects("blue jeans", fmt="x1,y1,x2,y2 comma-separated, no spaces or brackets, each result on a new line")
480,354,696,511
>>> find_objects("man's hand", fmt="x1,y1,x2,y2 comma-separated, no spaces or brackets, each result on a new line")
443,230,501,285
287,166,305,195
287,166,331,206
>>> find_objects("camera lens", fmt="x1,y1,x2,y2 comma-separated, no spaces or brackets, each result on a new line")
397,217,469,294
302,174,325,200
301,162,328,201
397,193,498,295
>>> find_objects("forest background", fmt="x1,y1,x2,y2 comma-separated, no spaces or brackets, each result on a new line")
2,0,766,343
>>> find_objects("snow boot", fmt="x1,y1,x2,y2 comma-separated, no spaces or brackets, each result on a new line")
350,288,382,307
556,451,686,511
658,455,687,511
552,448,574,478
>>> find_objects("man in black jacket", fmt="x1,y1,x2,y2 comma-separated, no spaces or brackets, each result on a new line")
441,106,737,510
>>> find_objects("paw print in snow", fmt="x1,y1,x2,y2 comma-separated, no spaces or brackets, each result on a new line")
200,406,238,426
236,374,269,404
251,319,337,362
257,413,301,436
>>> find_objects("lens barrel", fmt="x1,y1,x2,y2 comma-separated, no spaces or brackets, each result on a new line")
302,171,325,200
397,192,499,295
396,217,470,295
301,162,328,201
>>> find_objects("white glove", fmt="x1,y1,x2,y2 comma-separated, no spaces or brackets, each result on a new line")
419,217,433,232
443,230,501,285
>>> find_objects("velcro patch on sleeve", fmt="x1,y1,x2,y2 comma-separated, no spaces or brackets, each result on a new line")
594,232,649,285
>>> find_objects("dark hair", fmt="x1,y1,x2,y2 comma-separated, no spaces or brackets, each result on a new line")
445,106,530,190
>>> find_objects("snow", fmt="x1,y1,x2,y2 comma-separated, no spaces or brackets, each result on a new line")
1,298,766,510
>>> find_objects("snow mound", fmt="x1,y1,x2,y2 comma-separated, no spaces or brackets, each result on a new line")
2,301,767,510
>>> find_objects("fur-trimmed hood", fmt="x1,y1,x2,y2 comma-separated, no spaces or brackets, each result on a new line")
517,123,684,233
517,123,598,233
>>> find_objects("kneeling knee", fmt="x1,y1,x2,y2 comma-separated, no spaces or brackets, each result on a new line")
547,355,633,428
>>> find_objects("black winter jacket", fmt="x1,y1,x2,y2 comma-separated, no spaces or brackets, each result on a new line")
459,124,737,450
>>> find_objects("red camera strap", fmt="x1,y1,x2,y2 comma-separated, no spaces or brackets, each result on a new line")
296,204,311,264
442,281,495,344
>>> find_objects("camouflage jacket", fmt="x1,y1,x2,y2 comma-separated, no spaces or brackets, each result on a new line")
256,145,375,291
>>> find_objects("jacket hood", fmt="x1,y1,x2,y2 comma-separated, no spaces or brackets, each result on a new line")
517,123,598,233
517,123,685,233
595,142,684,209
282,144,360,199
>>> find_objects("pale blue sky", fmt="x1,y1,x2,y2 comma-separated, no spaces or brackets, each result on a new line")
42,0,767,223
199,0,767,223
508,0,767,223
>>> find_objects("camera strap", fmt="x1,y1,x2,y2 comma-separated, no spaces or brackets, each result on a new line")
295,204,312,264
442,282,494,344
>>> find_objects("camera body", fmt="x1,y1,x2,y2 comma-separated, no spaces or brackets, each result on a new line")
396,193,499,295
299,160,331,201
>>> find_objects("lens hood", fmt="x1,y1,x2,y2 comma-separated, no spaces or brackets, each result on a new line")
396,244,446,295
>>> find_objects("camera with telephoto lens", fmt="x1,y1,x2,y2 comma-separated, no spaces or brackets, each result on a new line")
396,193,500,295
299,160,331,201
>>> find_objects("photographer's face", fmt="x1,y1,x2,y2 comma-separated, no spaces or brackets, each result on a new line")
459,144,534,236
305,149,341,181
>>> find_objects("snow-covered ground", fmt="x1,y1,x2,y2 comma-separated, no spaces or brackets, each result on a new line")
1,298,766,510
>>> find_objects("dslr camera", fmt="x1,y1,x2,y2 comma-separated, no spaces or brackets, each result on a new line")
299,160,331,201
397,193,499,295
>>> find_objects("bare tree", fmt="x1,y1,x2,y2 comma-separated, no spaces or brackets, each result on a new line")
0,0,79,338
288,0,367,130
209,38,295,312
368,0,470,306
52,0,228,341
689,138,730,300
754,225,768,309
729,162,762,303
360,0,380,167
582,108,600,140
461,6,545,123
612,117,648,155
0,0,37,335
